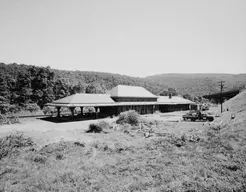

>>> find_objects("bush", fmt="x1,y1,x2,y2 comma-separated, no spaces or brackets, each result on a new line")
0,104,21,115
91,140,110,151
0,132,34,160
120,123,132,133
42,106,56,115
116,110,140,126
0,103,40,115
97,120,111,130
74,141,85,147
23,103,40,113
83,106,95,113
56,152,64,160
86,120,111,133
86,123,103,133
0,103,11,114
29,153,47,164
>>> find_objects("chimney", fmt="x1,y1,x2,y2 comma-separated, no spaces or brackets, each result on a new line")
169,93,172,99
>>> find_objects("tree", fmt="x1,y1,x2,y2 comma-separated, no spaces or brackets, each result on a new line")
7,77,17,104
86,84,97,93
85,83,106,94
15,72,33,104
160,87,178,96
183,93,194,101
204,77,214,94
168,87,178,96
31,67,55,107
54,79,70,99
40,87,55,108
160,90,169,96
0,73,10,102
0,96,6,104
69,82,86,94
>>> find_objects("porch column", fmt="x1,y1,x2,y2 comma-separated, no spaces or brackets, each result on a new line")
95,107,100,119
69,107,75,117
56,107,61,117
80,107,84,116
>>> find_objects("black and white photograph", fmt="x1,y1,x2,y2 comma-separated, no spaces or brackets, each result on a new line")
0,0,246,191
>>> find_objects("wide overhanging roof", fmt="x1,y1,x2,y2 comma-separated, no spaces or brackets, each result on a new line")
46,95,195,107
46,102,158,107
158,96,195,104
51,93,115,105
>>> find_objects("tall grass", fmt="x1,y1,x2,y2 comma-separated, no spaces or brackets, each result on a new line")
1,118,246,191
0,132,34,160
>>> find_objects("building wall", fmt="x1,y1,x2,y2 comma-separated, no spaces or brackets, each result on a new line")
78,103,193,119
159,104,190,113
99,106,118,117
112,105,156,115
191,104,198,110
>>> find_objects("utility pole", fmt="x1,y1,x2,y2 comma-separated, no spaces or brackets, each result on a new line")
219,81,225,113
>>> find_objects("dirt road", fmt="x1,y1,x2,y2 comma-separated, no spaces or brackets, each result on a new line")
0,111,207,146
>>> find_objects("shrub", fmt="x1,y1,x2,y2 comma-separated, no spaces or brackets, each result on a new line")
97,120,111,130
86,123,103,133
83,106,95,113
56,152,64,160
42,106,56,115
169,135,186,147
0,132,34,160
86,120,111,133
120,123,132,133
23,103,40,113
0,104,21,115
74,141,85,147
91,140,110,151
0,103,10,114
29,153,47,164
116,110,140,126
180,132,202,143
114,142,129,153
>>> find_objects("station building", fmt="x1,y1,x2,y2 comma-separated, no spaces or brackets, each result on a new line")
46,85,196,118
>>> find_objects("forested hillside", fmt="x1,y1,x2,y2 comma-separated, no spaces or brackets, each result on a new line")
145,73,246,96
0,63,167,113
52,69,166,95
1,63,246,114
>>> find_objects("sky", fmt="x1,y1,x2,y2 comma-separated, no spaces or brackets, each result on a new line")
0,0,245,77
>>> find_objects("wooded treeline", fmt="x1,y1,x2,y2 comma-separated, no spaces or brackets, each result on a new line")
0,63,172,112
0,64,58,113
0,63,217,114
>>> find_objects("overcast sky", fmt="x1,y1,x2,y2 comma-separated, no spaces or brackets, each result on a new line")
0,0,245,77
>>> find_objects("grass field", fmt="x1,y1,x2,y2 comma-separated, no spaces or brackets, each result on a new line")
1,92,246,191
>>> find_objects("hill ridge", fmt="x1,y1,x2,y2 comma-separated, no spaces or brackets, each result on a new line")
1,62,246,96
